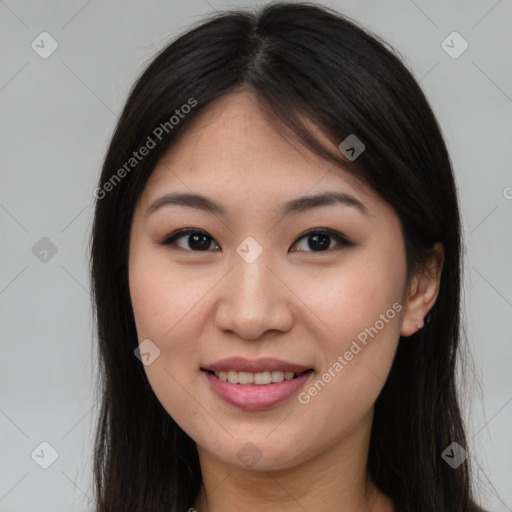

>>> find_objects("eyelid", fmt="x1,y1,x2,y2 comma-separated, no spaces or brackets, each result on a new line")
159,227,354,251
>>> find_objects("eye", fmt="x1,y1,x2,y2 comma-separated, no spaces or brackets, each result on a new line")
290,229,354,252
160,228,353,253
160,229,220,252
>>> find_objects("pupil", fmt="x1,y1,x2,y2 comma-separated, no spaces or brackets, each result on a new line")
189,233,210,250
309,234,329,251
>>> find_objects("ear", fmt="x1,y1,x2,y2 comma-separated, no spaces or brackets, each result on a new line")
401,242,445,337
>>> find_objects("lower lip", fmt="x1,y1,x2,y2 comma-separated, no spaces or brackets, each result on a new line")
203,370,314,411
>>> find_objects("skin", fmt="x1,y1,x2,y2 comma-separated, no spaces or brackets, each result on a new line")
128,90,444,512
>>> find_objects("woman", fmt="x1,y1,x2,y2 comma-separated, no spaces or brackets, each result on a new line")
89,2,486,511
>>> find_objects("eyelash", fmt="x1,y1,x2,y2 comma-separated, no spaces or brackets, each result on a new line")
159,228,354,253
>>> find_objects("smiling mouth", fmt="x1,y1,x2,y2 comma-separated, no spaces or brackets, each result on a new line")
201,369,314,385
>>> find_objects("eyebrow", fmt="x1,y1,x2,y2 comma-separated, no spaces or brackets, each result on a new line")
145,190,368,218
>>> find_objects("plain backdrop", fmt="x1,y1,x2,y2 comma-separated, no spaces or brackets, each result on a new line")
1,0,511,510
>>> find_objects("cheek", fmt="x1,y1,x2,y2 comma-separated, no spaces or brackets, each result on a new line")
292,253,405,437
129,247,207,342
293,253,405,348
129,258,209,429
128,248,211,385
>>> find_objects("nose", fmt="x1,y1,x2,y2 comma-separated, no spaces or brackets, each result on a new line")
213,248,294,341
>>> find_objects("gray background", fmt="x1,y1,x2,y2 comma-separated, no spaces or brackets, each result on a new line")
1,0,511,510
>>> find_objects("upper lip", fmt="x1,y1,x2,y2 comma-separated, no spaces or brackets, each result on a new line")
202,357,313,373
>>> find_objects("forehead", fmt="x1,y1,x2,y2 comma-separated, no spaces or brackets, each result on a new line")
140,90,382,216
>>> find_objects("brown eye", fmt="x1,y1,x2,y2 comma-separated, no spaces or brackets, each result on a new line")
161,229,220,251
290,229,353,253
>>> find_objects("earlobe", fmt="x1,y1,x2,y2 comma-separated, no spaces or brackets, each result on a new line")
400,242,444,338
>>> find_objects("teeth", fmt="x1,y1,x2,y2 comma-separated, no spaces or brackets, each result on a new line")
215,370,299,385
238,371,254,384
271,370,284,383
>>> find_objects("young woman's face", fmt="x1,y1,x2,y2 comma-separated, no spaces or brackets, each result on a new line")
129,90,412,471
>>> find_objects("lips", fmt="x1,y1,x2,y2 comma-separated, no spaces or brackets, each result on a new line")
201,357,315,410
203,369,314,411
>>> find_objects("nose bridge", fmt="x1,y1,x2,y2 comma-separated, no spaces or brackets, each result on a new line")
213,238,292,339
231,241,275,316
